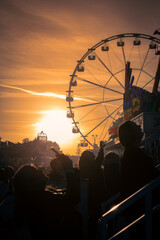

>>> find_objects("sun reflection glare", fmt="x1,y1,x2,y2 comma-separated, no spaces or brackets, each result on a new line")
35,109,77,146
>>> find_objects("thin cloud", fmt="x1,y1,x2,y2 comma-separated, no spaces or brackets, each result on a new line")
0,0,70,39
0,83,94,102
0,84,120,108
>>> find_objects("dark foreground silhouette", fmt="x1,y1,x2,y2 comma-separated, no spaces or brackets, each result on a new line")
0,120,160,240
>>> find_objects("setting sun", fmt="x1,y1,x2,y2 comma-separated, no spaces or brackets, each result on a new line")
35,109,77,146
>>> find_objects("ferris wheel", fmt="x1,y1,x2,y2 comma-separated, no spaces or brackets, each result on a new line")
66,33,160,148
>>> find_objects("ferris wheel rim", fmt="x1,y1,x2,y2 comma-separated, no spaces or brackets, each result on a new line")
72,33,160,70
67,32,160,147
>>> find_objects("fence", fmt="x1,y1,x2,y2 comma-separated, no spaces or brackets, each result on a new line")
99,175,160,240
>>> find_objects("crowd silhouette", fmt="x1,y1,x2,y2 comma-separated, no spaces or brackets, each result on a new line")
0,120,160,239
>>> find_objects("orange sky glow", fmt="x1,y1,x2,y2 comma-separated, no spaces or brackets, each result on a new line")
0,0,160,154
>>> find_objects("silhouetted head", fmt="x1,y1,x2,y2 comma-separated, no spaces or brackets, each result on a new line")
104,152,120,167
13,164,47,196
57,154,73,170
5,166,14,179
118,120,144,148
0,166,14,184
78,151,95,178
50,158,63,171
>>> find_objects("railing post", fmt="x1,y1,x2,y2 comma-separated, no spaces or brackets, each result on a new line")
102,218,108,240
145,190,152,240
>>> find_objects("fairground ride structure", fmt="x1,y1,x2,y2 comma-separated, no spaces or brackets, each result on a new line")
66,32,160,163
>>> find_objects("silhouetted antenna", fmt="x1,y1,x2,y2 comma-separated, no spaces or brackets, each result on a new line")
153,28,160,35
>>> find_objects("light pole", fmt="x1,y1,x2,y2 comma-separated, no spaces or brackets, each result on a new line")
76,143,81,156
92,134,98,146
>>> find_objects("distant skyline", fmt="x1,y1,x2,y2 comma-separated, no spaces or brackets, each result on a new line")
0,0,160,154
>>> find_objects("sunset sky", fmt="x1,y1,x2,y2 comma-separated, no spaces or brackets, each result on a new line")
0,0,160,154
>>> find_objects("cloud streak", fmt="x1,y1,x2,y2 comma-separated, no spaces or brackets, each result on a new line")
0,83,94,102
0,84,120,108
0,0,70,40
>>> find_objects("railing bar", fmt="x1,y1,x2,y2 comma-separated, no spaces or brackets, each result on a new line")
101,192,120,214
108,214,145,240
106,201,160,240
102,176,160,221
100,175,160,240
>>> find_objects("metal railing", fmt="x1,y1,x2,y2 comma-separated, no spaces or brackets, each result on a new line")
98,175,160,240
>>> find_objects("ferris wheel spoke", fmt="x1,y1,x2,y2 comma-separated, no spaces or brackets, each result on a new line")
132,68,154,79
95,53,125,89
78,105,100,121
138,46,142,67
70,98,123,109
110,46,124,65
81,116,107,124
103,106,123,140
98,119,109,143
104,75,112,87
103,103,115,121
128,45,134,62
122,46,126,65
107,51,112,72
144,55,157,67
76,76,123,95
104,69,125,87
142,70,154,79
136,48,150,85
142,76,155,89
75,94,99,103
85,104,123,137
85,67,103,86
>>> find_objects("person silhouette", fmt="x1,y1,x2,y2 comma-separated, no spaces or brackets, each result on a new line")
116,120,160,239
78,145,105,240
103,152,120,202
118,120,159,199
13,163,82,240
